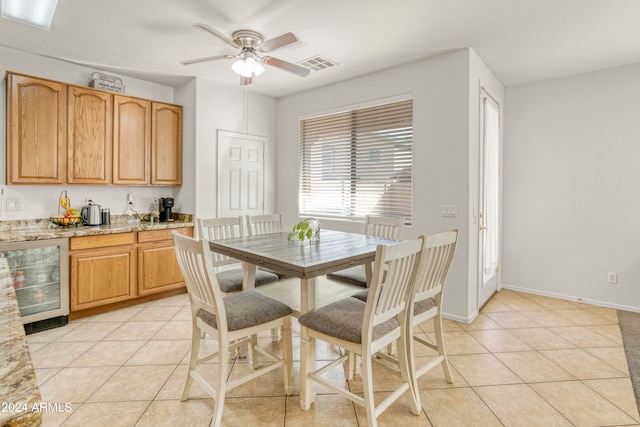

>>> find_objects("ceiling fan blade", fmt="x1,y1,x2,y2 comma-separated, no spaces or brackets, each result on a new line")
263,56,310,77
193,23,238,49
181,55,233,65
240,76,253,86
259,32,298,53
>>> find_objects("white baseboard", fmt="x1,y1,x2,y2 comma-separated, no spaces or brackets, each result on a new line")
442,310,478,324
501,283,640,313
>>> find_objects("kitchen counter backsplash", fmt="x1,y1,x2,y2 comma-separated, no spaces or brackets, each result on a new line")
0,213,194,243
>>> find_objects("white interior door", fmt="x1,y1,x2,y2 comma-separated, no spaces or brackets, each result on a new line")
217,130,265,217
478,92,501,308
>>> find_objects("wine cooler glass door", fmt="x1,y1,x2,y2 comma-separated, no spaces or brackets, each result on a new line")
0,238,69,323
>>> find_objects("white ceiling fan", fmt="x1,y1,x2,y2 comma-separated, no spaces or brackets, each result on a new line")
181,23,310,85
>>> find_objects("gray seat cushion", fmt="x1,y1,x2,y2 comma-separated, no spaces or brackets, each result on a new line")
197,290,292,331
260,267,289,280
298,297,398,344
350,288,370,302
351,290,436,317
327,266,367,287
216,268,279,293
414,297,436,315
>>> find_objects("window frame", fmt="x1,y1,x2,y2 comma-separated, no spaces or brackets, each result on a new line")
297,95,413,224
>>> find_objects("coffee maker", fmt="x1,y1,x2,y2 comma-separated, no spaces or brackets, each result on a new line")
159,197,174,222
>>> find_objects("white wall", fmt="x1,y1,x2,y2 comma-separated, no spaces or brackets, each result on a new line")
173,79,197,216
277,49,475,320
191,79,278,227
503,64,640,312
0,46,177,220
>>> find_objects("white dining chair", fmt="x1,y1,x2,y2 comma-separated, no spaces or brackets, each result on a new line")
327,215,404,287
173,233,294,427
245,213,284,236
298,237,425,427
197,217,279,294
361,230,458,394
245,213,289,285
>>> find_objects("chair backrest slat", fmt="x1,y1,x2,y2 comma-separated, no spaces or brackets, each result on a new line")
173,233,227,330
365,237,424,331
415,230,458,301
365,215,404,240
246,213,284,236
198,216,243,268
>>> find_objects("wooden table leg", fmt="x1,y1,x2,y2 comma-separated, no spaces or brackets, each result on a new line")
365,262,373,287
242,262,257,290
300,277,317,409
300,277,316,313
241,262,258,361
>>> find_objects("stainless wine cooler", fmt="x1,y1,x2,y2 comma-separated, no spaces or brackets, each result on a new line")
0,238,69,333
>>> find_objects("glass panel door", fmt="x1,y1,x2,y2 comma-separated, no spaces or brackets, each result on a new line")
0,238,69,322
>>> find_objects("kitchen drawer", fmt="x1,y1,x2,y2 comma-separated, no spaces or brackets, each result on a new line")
70,232,136,251
137,227,193,243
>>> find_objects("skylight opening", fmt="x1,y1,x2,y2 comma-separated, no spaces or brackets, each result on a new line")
1,0,59,30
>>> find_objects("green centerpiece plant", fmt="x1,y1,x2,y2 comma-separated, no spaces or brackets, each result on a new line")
287,218,321,242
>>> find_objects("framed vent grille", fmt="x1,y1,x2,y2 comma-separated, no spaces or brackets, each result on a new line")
298,55,338,71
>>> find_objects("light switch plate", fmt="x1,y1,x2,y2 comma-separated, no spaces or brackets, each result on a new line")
441,205,458,218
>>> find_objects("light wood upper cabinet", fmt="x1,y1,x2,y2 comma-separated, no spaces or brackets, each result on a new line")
113,95,151,185
5,72,182,186
67,86,112,184
151,102,182,186
6,74,66,184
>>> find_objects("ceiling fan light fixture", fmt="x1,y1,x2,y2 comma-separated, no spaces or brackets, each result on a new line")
231,55,265,78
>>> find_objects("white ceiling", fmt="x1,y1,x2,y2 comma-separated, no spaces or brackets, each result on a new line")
1,0,639,98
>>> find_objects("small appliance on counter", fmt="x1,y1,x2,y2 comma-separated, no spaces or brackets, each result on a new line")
81,200,102,226
159,197,174,222
101,208,111,225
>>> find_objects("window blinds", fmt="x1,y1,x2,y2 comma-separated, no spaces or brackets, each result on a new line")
299,99,413,222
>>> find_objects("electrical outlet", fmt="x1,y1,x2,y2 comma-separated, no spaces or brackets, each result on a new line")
607,272,618,284
6,199,22,211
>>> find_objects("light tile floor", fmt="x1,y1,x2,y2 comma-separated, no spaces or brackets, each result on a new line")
27,285,640,426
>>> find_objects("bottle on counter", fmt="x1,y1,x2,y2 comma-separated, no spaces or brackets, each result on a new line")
14,271,24,289
32,288,43,304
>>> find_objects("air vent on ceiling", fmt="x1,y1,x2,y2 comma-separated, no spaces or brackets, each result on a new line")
298,55,338,71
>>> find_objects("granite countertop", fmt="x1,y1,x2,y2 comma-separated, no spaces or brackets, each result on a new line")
0,257,43,426
0,214,194,244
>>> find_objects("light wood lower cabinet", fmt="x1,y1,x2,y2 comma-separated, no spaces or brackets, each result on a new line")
70,245,136,311
69,227,193,312
138,228,192,296
70,232,136,311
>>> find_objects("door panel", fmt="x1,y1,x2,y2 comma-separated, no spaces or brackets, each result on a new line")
478,92,501,308
217,130,265,217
